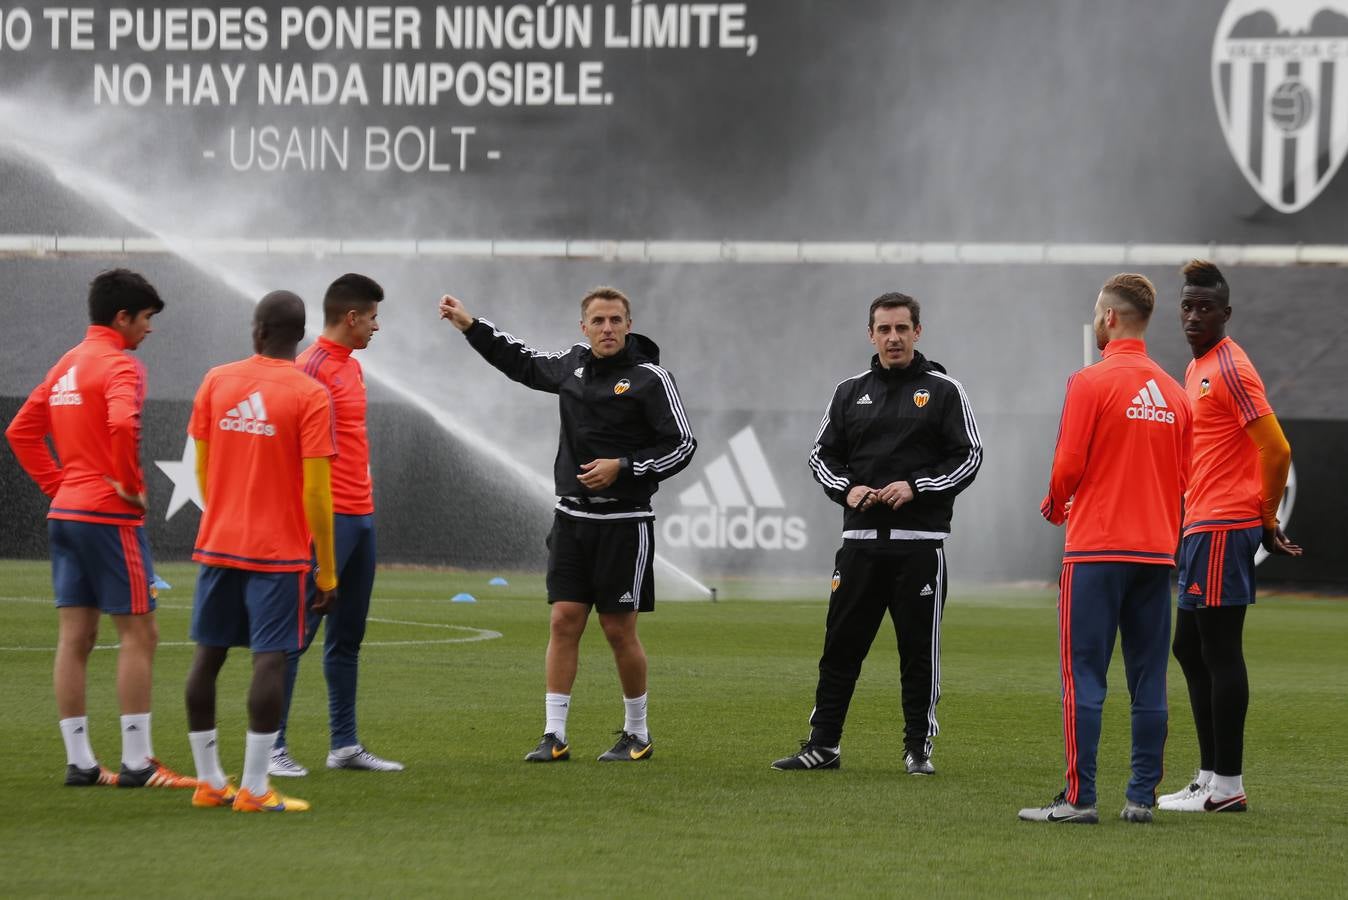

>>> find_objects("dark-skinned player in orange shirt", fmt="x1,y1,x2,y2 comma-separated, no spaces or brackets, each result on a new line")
1157,260,1300,814
182,291,338,813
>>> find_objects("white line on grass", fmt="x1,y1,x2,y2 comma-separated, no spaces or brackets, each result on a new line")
0,597,503,651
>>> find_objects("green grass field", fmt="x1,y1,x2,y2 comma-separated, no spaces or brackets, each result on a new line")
1,559,1345,897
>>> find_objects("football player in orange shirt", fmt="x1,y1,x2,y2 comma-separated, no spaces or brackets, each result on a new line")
270,273,403,777
182,291,338,813
1157,260,1300,814
1021,274,1192,825
6,269,194,790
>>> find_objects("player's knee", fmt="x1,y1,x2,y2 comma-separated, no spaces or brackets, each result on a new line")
59,623,99,656
598,614,637,646
117,615,159,653
549,609,587,642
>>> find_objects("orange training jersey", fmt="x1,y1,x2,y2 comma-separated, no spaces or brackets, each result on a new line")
297,336,373,515
1182,336,1272,536
1041,338,1193,565
4,325,147,526
189,355,335,572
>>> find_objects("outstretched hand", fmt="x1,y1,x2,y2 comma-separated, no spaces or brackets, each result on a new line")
1262,526,1303,557
438,294,474,332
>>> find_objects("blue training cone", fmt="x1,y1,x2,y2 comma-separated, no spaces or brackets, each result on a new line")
451,592,477,603
488,576,508,587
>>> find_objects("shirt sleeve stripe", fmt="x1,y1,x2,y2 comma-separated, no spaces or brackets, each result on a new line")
477,318,577,360
912,372,982,491
631,363,696,474
809,407,850,490
1216,345,1260,423
302,348,328,379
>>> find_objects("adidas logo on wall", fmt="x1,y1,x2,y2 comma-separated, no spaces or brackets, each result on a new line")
49,366,83,406
1125,379,1176,424
218,391,277,436
662,426,808,551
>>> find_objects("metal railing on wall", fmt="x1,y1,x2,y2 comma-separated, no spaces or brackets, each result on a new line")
2,235,1348,266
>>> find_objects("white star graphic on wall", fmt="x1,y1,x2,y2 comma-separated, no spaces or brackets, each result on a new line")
154,437,203,520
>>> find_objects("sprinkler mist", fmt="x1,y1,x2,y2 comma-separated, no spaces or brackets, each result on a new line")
5,139,718,600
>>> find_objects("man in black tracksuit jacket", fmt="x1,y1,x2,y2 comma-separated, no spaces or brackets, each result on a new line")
438,287,695,764
773,292,981,774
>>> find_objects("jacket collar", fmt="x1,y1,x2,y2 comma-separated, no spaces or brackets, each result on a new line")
585,332,660,372
870,350,932,382
1102,338,1147,358
85,324,128,350
315,335,353,360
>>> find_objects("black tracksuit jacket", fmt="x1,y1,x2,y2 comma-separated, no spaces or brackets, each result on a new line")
809,351,982,544
464,318,697,520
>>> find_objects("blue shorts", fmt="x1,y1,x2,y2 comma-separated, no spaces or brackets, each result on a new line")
1177,526,1261,610
191,566,308,653
49,519,156,616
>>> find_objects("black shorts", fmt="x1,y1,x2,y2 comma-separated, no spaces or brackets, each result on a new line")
546,513,655,613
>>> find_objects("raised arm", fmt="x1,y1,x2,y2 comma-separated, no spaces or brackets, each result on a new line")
439,293,573,394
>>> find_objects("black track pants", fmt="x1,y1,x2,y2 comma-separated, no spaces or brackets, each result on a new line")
808,543,946,753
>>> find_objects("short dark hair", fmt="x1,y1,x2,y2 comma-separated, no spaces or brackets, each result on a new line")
323,273,383,326
1101,273,1156,321
581,286,631,318
868,292,920,329
87,268,164,326
1181,259,1230,305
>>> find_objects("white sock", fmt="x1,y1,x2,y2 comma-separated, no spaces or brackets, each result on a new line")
623,693,648,741
120,713,153,770
545,693,571,743
242,730,278,796
59,716,97,769
1196,768,1215,787
1211,773,1244,797
188,729,227,790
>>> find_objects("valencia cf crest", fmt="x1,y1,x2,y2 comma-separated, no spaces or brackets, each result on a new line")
912,389,930,408
1212,0,1348,213
830,570,841,592
1200,377,1212,396
614,379,631,395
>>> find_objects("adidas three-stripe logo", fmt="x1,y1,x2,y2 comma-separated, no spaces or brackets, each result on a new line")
797,748,836,768
50,366,83,406
1126,378,1176,424
218,391,277,436
677,426,785,510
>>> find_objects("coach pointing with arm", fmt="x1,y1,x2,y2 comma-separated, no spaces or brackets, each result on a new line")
439,288,695,763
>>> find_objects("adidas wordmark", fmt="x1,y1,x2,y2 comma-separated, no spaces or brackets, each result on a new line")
50,366,83,406
1125,379,1175,424
219,391,277,436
